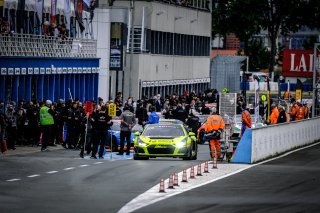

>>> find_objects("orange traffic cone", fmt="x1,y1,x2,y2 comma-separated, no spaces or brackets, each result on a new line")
196,163,202,176
173,172,179,186
190,165,195,179
204,161,209,173
181,169,188,182
168,174,174,189
212,157,218,169
159,178,165,193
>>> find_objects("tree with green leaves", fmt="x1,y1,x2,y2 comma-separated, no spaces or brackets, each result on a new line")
212,0,314,77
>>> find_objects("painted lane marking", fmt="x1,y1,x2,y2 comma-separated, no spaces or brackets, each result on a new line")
93,162,103,165
119,141,320,213
6,179,21,182
63,167,75,171
27,174,40,178
79,164,89,168
47,171,58,174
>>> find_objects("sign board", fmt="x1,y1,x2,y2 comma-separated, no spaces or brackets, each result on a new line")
261,95,267,101
219,93,237,118
21,68,27,75
296,89,302,101
34,68,39,74
84,101,94,115
108,103,117,117
28,68,33,75
1,68,6,75
283,49,320,78
15,68,20,75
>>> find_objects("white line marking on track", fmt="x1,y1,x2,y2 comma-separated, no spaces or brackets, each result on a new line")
63,167,75,171
119,141,320,213
27,174,40,178
79,164,89,167
47,171,58,174
93,162,103,165
6,179,21,182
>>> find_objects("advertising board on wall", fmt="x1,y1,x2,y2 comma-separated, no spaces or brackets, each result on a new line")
283,49,320,78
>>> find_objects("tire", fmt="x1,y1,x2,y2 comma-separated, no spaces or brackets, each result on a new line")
191,142,198,160
182,147,193,160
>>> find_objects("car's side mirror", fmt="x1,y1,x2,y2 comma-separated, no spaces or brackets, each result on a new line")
189,132,196,137
134,132,140,136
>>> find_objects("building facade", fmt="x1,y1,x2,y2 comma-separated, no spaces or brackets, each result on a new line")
94,0,212,100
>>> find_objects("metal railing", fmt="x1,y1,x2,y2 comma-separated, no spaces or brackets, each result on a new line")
0,33,97,58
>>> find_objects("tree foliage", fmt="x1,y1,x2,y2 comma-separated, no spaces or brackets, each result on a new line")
212,0,316,76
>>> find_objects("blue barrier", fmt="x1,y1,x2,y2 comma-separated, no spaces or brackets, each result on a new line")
231,128,252,164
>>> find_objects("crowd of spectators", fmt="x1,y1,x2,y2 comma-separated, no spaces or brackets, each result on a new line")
0,89,218,153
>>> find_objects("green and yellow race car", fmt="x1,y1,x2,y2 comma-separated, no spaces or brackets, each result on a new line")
133,123,198,160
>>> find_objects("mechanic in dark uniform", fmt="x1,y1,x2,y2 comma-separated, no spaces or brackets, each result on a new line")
91,106,112,159
186,109,201,133
118,105,136,155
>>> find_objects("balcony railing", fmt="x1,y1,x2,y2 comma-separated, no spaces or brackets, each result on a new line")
0,34,97,58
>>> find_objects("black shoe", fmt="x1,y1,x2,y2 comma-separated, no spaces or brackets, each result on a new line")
126,153,130,155
116,153,124,155
90,156,97,159
41,148,49,152
68,145,74,149
99,156,104,159
80,153,84,158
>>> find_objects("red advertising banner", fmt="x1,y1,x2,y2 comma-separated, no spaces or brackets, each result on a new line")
283,49,320,77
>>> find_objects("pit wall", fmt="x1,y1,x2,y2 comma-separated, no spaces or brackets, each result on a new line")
231,117,320,164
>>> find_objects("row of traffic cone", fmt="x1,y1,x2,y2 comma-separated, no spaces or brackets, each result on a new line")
159,158,218,193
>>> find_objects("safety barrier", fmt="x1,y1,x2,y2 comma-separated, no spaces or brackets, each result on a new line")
232,117,320,164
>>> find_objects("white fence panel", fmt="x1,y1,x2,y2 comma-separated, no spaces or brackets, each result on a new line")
251,117,320,163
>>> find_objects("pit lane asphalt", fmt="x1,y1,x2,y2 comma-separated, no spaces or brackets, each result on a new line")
0,144,212,213
137,143,320,213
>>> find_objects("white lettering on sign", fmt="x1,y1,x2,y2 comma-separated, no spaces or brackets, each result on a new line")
290,53,320,72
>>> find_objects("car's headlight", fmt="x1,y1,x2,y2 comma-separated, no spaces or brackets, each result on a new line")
176,139,187,148
137,138,147,147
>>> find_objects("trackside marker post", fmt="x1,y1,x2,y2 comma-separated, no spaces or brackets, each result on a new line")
168,174,174,189
197,163,202,176
173,172,179,186
181,169,188,182
159,178,165,193
204,161,209,173
212,157,218,169
190,165,195,179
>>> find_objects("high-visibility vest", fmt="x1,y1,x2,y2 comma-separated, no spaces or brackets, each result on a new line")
40,106,54,125
242,110,252,128
204,114,225,133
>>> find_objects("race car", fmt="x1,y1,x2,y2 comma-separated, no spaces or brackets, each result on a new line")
133,123,197,160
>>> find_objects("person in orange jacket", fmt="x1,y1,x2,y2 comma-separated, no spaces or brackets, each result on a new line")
241,105,252,137
204,107,225,159
303,102,310,119
295,101,305,120
270,104,279,124
288,98,298,121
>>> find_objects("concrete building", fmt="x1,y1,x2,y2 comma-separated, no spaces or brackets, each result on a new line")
93,0,212,101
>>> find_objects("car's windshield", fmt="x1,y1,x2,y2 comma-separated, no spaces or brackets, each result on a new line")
142,125,185,138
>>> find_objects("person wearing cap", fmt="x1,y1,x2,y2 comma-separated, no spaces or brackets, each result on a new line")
270,104,279,124
204,107,225,160
39,100,55,151
241,104,252,137
295,100,305,120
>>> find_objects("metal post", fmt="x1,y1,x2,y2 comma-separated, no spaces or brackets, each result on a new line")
129,0,134,97
312,43,320,117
